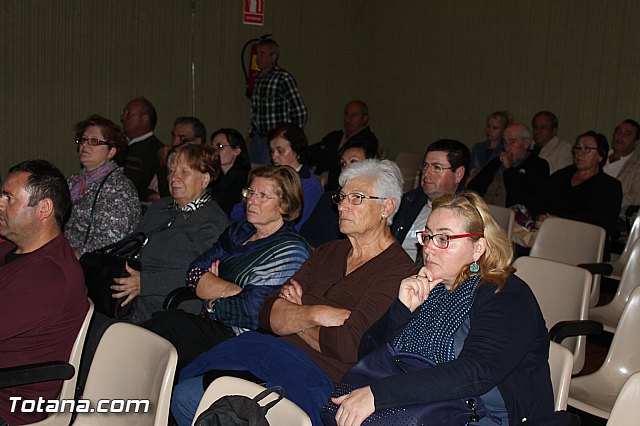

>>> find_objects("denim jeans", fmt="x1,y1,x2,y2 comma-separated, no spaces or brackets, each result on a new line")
171,376,205,426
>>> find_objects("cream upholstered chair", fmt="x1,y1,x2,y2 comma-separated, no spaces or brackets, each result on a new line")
548,341,574,411
567,286,640,420
487,204,515,239
514,256,591,374
607,372,640,425
529,217,606,307
73,322,177,426
0,300,94,426
589,238,640,333
192,376,312,426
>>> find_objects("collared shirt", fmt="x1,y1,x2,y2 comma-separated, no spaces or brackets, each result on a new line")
401,200,432,261
250,65,307,135
128,131,154,146
603,149,632,178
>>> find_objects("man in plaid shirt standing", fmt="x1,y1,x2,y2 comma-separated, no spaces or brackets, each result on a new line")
248,38,307,164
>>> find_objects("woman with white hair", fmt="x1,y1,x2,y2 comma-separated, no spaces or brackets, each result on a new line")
171,159,414,426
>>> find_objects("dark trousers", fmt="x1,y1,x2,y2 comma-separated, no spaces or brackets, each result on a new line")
143,309,233,372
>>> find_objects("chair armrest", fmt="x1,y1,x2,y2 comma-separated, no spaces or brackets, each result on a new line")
0,361,74,388
163,287,199,310
549,320,603,343
578,262,614,276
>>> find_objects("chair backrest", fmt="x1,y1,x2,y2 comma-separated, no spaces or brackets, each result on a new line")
530,217,606,307
612,238,640,309
597,286,640,387
514,256,591,374
192,376,312,426
29,299,94,426
73,322,177,426
613,215,640,275
395,151,423,192
549,341,574,411
607,372,640,425
530,217,606,266
487,204,515,238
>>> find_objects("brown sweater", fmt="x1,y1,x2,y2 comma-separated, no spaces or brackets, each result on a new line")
259,238,413,383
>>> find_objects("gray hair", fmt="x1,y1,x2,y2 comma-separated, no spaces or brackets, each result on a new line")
338,159,403,225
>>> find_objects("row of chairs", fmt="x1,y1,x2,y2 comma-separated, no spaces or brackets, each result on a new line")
0,301,178,426
502,212,640,424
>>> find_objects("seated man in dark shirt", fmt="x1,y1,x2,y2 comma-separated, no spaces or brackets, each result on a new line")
0,160,89,425
468,123,549,210
309,100,379,190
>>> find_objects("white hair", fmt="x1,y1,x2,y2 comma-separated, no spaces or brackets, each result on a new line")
338,159,403,225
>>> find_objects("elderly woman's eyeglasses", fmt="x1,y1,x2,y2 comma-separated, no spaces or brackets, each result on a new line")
75,137,110,147
421,162,453,174
332,192,386,205
241,187,277,202
415,231,483,249
572,145,598,153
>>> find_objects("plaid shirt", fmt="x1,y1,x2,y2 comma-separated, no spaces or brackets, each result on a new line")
250,65,307,135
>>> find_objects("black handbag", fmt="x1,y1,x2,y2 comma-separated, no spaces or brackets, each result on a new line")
193,386,285,426
79,232,146,319
322,343,485,426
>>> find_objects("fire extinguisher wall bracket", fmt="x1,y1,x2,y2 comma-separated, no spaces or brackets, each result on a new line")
242,34,272,99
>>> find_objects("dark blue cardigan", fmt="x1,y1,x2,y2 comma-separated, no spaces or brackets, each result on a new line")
360,275,554,425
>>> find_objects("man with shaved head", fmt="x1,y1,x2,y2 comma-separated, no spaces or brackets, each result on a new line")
310,100,379,190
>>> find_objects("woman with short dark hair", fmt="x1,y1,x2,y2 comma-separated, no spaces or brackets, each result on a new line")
529,130,623,256
66,114,139,257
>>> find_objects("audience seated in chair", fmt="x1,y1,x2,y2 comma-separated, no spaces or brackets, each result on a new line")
209,128,251,216
144,165,311,371
230,124,322,231
0,160,89,425
603,119,640,223
531,111,573,174
528,131,622,258
156,116,207,198
121,97,165,202
392,139,470,261
170,159,413,426
309,100,379,191
66,115,140,258
111,143,229,323
300,142,378,248
468,123,549,211
331,192,554,425
468,111,512,181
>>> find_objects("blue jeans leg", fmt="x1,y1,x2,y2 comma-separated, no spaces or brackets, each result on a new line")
249,132,272,164
171,376,205,426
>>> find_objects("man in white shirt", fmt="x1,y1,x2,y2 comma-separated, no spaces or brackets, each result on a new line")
531,111,573,174
391,139,469,260
603,119,640,215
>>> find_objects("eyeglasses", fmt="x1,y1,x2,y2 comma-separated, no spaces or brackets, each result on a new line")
421,162,453,174
572,145,598,153
332,192,386,205
241,187,277,202
75,137,110,147
171,134,195,145
214,143,234,149
415,231,483,249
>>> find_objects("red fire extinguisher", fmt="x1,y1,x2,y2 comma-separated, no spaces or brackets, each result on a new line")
242,34,271,99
